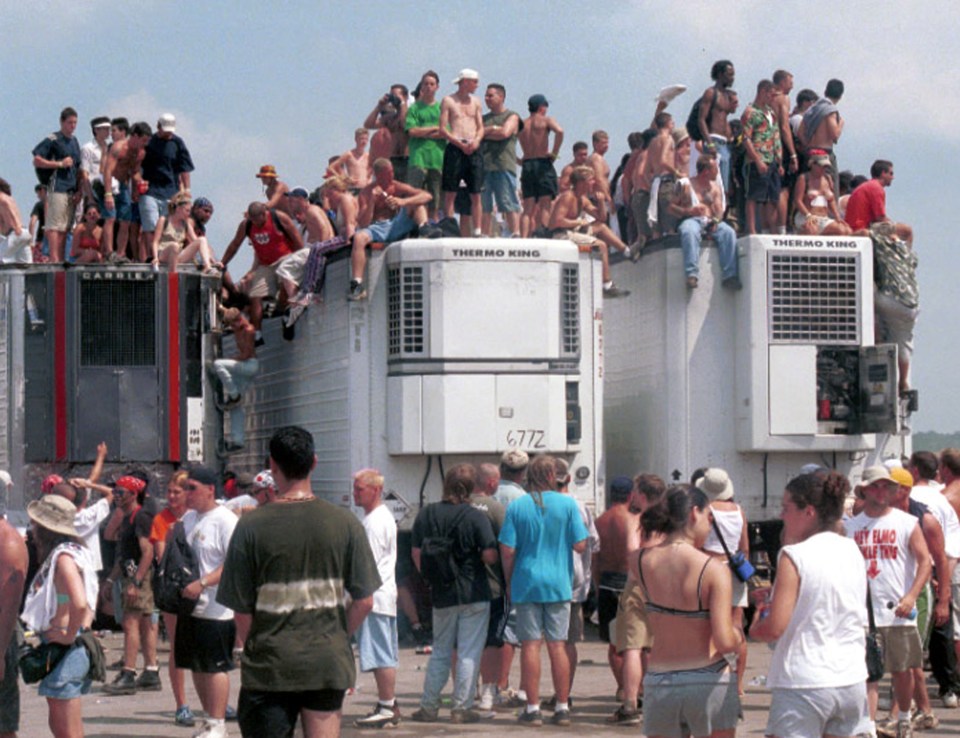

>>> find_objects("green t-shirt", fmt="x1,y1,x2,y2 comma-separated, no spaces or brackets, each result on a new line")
481,109,520,173
217,498,381,692
405,101,446,172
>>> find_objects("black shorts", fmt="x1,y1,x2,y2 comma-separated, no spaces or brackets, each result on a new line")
390,156,409,185
239,687,346,737
745,161,781,203
521,158,559,200
598,587,622,643
485,595,508,648
174,616,236,673
441,146,483,194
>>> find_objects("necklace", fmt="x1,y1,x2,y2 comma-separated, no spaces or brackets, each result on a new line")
276,492,315,503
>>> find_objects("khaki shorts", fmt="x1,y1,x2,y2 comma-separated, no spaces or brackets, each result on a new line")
46,192,76,232
615,580,653,652
567,602,585,643
274,249,309,287
120,572,155,614
876,624,922,673
243,263,281,299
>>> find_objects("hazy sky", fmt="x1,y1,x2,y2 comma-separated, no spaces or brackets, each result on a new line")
2,0,956,429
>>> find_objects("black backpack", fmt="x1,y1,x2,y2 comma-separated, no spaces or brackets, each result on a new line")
686,86,719,143
419,507,468,589
34,133,58,186
153,522,200,615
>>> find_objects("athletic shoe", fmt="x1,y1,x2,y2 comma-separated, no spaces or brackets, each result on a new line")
410,707,439,723
281,313,296,341
606,705,641,726
175,705,196,727
551,708,571,726
911,711,940,730
284,302,307,328
627,238,645,263
942,692,959,708
495,687,527,710
103,669,137,695
603,283,630,298
135,669,162,691
450,708,481,724
348,281,368,301
686,276,699,289
517,709,543,727
355,704,401,728
225,705,238,721
722,276,743,291
478,685,497,711
896,718,913,738
541,695,574,712
191,720,227,738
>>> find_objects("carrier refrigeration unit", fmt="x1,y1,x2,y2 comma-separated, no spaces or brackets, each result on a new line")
603,234,905,520
220,238,605,525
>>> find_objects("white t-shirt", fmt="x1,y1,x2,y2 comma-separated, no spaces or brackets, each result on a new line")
704,506,743,555
223,494,258,512
74,496,111,572
910,483,960,560
767,532,867,688
360,504,397,616
571,498,599,603
846,508,920,627
181,505,238,620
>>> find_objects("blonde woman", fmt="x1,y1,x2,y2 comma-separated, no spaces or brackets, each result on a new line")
151,191,220,272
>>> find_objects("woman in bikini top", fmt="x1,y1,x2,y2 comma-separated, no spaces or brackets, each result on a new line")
635,484,741,673
792,155,851,236
70,204,104,263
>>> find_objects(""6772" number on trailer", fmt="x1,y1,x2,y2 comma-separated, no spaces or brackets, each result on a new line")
505,429,546,450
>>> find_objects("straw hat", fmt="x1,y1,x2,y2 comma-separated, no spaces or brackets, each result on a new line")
27,494,78,537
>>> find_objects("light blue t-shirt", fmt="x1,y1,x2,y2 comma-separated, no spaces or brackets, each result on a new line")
494,480,526,509
499,491,589,604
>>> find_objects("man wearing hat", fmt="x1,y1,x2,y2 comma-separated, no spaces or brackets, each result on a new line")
847,465,932,734
80,115,116,252
104,474,161,695
176,465,238,738
139,113,194,261
255,165,292,215
518,94,564,237
0,471,27,737
439,69,484,234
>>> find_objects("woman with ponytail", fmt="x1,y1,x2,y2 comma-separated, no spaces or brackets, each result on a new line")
750,471,871,738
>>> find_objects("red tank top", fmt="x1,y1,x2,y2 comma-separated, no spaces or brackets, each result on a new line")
248,210,293,265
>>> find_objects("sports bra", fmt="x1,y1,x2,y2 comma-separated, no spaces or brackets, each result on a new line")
637,547,711,619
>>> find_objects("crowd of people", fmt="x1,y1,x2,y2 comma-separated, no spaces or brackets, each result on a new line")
3,439,960,738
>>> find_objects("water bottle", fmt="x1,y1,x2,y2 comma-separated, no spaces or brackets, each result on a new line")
887,601,918,620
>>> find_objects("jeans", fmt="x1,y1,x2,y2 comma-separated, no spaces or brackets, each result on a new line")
420,601,489,711
679,218,738,280
211,358,260,445
712,137,732,192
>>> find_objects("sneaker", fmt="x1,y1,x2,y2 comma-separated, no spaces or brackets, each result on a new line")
942,692,959,708
191,720,227,738
348,281,368,301
606,705,641,726
135,669,162,692
495,688,527,711
103,668,137,695
355,704,401,728
551,708,571,727
410,707,439,723
284,302,307,328
876,718,897,738
911,711,939,730
517,709,543,727
722,276,743,291
541,695,573,712
627,238,645,263
451,708,481,724
175,705,196,727
478,685,497,711
603,283,630,298
225,705,238,721
686,276,699,289
281,314,296,341
896,718,913,738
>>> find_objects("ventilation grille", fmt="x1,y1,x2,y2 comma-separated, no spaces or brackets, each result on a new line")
387,265,425,357
561,264,580,357
768,253,860,344
80,280,156,366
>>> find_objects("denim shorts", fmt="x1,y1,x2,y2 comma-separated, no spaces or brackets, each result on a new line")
139,194,168,232
501,605,520,646
39,642,91,700
767,684,872,738
516,601,570,642
357,613,398,671
115,183,134,222
361,209,416,244
481,170,521,214
642,659,739,738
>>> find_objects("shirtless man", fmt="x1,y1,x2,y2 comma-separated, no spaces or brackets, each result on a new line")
697,60,738,190
103,121,151,261
439,69,484,234
326,129,372,191
275,188,336,316
559,142,590,192
772,70,799,233
549,166,633,298
212,307,258,451
588,131,612,203
349,159,431,300
798,79,844,194
518,94,564,237
668,156,740,289
0,489,28,738
593,477,638,701
256,165,292,215
0,178,33,264
364,85,409,182
640,113,678,238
